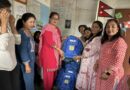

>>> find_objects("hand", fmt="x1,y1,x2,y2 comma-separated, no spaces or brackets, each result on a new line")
62,36,67,41
25,64,31,73
100,72,109,80
9,14,18,34
9,14,15,28
53,45,65,60
0,9,10,26
73,56,81,60
58,60,62,69
59,49,64,60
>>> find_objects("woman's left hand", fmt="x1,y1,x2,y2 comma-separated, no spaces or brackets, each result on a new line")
59,49,64,60
9,15,15,27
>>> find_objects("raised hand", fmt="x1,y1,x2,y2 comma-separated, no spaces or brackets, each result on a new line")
9,14,15,28
0,9,10,26
9,14,18,34
0,9,10,33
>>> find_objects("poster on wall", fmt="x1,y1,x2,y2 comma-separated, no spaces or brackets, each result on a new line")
13,1,26,22
36,0,50,7
65,20,71,29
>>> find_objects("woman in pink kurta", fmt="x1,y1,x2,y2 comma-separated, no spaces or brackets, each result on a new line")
76,21,103,90
95,19,127,90
39,12,64,90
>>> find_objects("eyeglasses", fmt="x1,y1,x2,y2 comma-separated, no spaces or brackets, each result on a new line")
51,18,59,21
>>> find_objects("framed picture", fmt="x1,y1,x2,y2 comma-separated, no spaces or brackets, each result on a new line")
65,20,71,29
15,0,27,4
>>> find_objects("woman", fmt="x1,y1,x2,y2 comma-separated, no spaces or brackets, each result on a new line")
0,0,21,90
39,12,64,90
78,25,88,46
83,27,92,42
95,19,127,90
33,31,42,87
17,13,36,90
76,21,103,90
34,31,41,66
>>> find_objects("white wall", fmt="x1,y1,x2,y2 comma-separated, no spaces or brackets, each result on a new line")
27,0,41,20
51,0,130,36
13,1,27,20
51,0,98,36
27,0,50,31
97,0,130,25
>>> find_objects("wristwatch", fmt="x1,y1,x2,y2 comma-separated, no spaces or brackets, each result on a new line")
106,72,110,76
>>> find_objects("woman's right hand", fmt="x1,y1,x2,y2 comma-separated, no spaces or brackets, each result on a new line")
25,63,31,73
0,9,10,33
73,56,81,60
0,9,10,25
53,45,64,60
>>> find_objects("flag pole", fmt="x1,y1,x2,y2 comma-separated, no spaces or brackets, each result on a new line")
95,0,100,20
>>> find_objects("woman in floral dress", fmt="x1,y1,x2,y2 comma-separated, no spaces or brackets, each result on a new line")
76,21,103,90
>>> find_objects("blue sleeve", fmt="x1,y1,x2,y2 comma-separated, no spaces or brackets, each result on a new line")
19,32,30,63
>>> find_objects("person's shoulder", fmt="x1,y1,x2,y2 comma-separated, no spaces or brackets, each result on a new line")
93,36,101,42
95,36,101,39
116,37,127,47
18,28,24,34
117,37,125,43
42,24,53,30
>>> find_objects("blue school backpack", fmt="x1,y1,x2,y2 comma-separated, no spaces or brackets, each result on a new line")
56,35,84,90
56,58,80,90
62,35,84,58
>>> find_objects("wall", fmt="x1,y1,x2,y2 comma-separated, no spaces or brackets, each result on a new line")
11,0,130,34
51,0,130,36
51,0,98,36
37,0,50,7
27,0,50,31
37,0,50,26
40,3,50,26
13,1,26,21
10,0,50,32
97,0,130,25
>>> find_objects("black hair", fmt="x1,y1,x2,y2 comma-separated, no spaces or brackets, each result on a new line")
84,27,93,41
78,25,88,32
101,19,122,44
16,13,36,30
34,31,41,43
0,0,11,9
16,19,23,31
22,13,36,23
49,12,60,19
88,21,103,43
92,21,103,37
85,27,91,32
